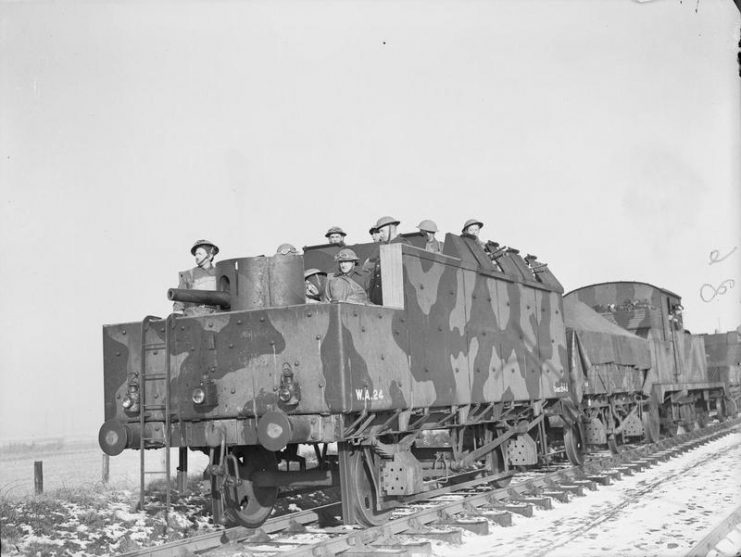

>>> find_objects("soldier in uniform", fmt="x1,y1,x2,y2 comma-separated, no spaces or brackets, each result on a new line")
417,219,443,253
276,243,299,255
325,226,347,246
461,218,490,250
304,268,326,303
365,216,409,304
173,239,219,316
324,249,369,304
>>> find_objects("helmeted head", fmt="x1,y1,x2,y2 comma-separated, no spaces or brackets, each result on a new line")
369,226,381,242
462,218,483,237
375,216,400,242
325,226,347,245
190,239,219,268
191,239,219,256
304,268,326,299
276,243,299,256
417,219,439,234
335,248,359,274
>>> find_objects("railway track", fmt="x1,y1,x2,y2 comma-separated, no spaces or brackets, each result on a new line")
125,419,740,557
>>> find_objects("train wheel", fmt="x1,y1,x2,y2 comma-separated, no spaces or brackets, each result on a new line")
223,447,278,528
348,450,392,527
642,403,660,443
564,422,585,465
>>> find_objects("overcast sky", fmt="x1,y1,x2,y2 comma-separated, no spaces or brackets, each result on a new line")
1,0,739,441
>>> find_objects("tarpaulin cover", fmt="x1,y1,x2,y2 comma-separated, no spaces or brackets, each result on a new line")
565,297,652,401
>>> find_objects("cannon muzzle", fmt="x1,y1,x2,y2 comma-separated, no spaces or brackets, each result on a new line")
167,288,231,309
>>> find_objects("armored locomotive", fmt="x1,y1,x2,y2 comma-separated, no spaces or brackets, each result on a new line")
99,233,583,527
564,282,731,448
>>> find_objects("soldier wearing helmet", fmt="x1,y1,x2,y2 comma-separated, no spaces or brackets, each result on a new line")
417,219,443,253
461,218,488,250
324,249,370,304
369,226,381,243
364,216,410,304
173,239,220,316
324,226,347,247
304,268,327,303
276,243,299,256
374,215,408,245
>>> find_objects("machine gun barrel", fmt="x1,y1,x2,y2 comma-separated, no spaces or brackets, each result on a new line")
167,288,231,309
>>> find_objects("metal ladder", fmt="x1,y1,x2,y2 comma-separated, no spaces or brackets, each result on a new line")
138,314,173,518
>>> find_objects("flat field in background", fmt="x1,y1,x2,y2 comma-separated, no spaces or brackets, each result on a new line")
0,441,210,498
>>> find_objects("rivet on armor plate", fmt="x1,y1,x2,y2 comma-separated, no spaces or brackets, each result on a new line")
526,306,530,310
229,344,234,349
295,361,300,366
449,290,454,295
260,317,265,322
237,320,242,325
316,335,322,340
270,340,275,345
361,327,366,332
307,312,312,317
160,328,165,333
378,314,383,319
231,387,235,394
438,326,443,331
153,351,158,355
154,394,159,399
122,330,127,335
208,322,213,328
353,312,358,317
115,352,120,357
180,326,185,331
424,367,429,373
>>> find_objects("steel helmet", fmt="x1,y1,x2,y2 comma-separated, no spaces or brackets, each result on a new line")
190,239,219,256
324,226,347,238
276,243,299,255
335,248,359,262
461,219,484,233
417,219,439,233
375,216,400,229
304,268,326,279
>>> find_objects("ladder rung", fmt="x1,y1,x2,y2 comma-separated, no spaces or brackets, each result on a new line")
142,404,167,410
142,374,167,381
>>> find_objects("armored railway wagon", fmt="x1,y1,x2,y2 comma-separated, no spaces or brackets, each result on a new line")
565,282,728,437
99,233,582,527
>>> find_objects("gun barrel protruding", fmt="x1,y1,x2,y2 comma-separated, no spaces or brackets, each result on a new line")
167,288,231,309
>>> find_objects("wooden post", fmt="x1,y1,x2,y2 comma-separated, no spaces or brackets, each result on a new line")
102,454,110,483
177,447,188,493
34,461,43,494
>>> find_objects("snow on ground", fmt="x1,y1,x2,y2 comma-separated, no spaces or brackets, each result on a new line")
435,431,741,557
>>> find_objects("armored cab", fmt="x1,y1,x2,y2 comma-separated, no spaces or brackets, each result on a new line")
565,282,726,434
100,233,580,528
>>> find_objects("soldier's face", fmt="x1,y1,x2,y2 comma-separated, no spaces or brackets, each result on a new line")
328,233,343,244
194,247,212,267
465,224,480,237
338,261,354,274
305,280,319,296
371,232,381,242
379,226,392,242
